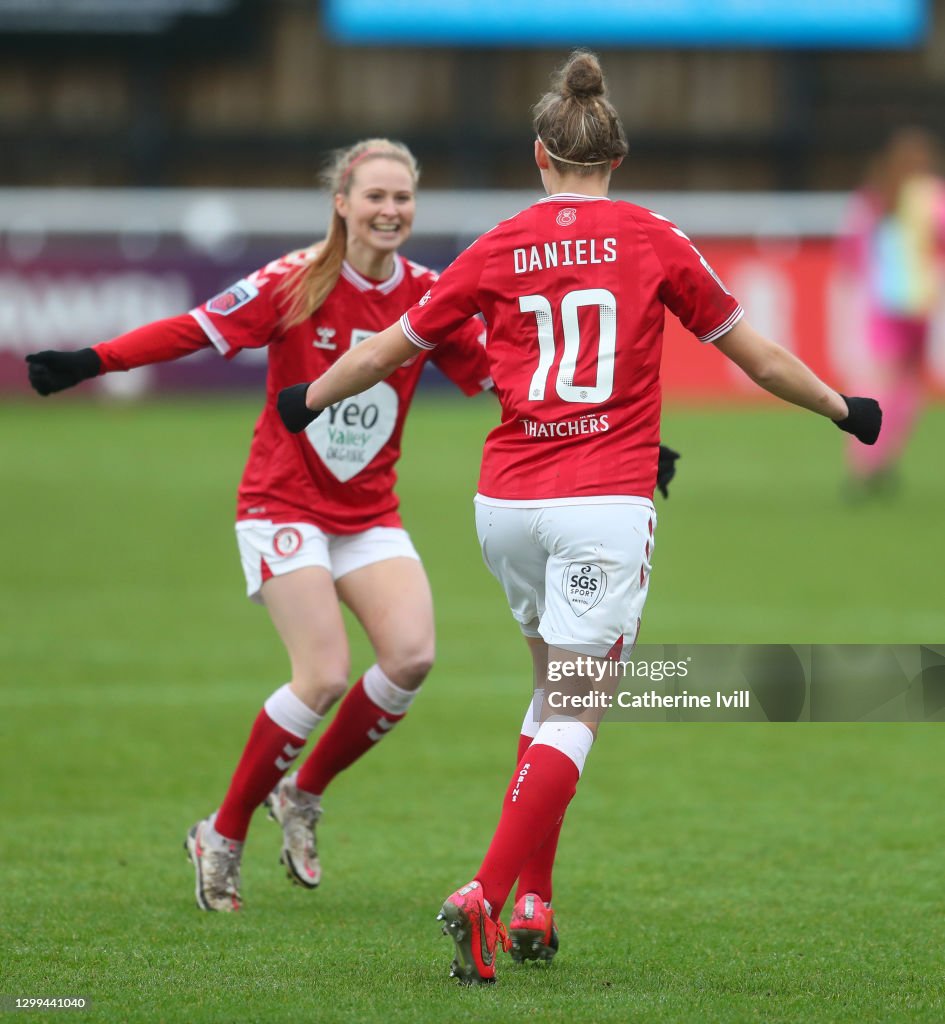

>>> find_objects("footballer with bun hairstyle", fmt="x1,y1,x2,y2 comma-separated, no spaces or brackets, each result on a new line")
277,51,883,985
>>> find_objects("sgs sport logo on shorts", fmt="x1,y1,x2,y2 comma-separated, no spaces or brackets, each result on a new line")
273,527,303,558
562,562,607,616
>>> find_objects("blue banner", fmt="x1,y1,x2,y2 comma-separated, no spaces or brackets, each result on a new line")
324,0,926,48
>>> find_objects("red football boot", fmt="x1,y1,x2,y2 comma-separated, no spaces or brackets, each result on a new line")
437,881,511,985
509,892,559,963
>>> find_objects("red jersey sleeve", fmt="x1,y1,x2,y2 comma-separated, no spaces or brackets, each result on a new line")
428,318,491,395
93,314,209,372
399,237,489,351
641,211,743,343
399,260,491,394
188,252,307,359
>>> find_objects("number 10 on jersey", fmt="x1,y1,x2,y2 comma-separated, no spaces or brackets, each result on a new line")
519,288,617,404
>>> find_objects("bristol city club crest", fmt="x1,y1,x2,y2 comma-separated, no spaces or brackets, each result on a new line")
273,527,303,557
556,208,577,227
562,562,607,616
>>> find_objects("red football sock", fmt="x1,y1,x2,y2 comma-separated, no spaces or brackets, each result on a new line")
512,731,562,904
214,709,306,841
296,678,405,796
475,743,579,920
515,816,563,906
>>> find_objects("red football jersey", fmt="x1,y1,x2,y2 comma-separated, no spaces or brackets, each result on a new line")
190,251,491,533
402,194,742,501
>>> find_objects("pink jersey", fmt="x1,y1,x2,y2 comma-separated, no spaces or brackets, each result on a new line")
401,194,742,501
190,251,491,533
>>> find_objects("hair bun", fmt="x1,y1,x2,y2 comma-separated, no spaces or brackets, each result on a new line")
562,51,605,100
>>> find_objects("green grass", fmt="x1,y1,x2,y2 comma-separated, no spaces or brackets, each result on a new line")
2,396,944,1023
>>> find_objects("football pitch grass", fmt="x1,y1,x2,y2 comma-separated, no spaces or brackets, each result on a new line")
3,395,944,1023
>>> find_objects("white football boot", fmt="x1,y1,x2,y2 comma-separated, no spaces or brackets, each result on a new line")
264,773,322,889
184,818,243,912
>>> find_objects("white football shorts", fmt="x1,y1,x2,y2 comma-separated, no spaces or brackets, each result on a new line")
235,519,420,603
474,496,656,657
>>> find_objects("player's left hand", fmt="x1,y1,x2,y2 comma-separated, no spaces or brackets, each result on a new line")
277,382,321,433
657,444,680,498
835,395,882,445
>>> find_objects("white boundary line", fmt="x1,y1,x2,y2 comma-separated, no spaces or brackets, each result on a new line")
0,188,849,239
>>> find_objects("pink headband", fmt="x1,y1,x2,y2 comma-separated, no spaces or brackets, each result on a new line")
340,149,396,187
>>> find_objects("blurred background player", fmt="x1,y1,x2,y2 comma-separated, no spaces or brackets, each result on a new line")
26,138,494,912
276,51,882,984
838,126,945,494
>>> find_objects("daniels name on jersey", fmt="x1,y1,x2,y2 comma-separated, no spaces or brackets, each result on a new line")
513,238,617,274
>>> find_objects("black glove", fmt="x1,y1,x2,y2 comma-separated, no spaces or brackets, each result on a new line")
835,395,882,445
277,382,321,433
26,348,101,396
657,444,680,499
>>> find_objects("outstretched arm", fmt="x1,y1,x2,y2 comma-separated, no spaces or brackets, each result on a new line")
278,322,417,432
713,319,845,418
713,319,881,444
26,315,210,396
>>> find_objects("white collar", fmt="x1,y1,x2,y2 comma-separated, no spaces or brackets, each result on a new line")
538,193,611,204
340,257,405,294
